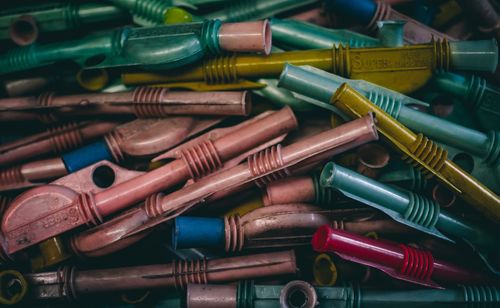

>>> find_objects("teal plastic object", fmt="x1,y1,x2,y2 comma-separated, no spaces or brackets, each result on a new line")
278,64,500,167
433,72,500,131
107,0,194,26
0,20,226,74
271,18,380,50
379,160,428,192
234,281,500,307
202,0,317,22
321,163,499,266
376,20,405,47
0,1,129,40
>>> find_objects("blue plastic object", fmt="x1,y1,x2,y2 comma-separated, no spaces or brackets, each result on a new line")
61,140,113,173
172,216,225,249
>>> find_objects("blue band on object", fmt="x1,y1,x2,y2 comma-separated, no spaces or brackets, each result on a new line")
172,216,224,249
62,140,114,173
329,0,377,25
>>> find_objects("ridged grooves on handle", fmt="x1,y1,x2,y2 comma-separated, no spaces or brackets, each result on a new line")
0,166,24,188
48,122,85,154
104,131,125,162
201,20,222,55
404,192,440,228
237,280,254,308
180,139,223,180
202,55,238,84
132,87,169,117
331,44,350,77
367,2,391,31
131,0,169,24
466,75,487,110
75,192,102,227
365,91,402,119
224,215,244,252
330,220,346,230
313,173,336,205
37,92,58,123
403,133,448,179
57,266,77,300
399,244,434,281
485,131,500,166
173,258,208,290
3,45,39,74
409,166,428,191
143,192,164,218
433,39,451,71
65,2,81,29
462,285,500,305
248,145,290,188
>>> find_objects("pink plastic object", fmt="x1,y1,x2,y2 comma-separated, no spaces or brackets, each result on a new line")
0,121,119,167
8,15,39,46
311,225,487,288
69,114,377,257
0,89,251,121
26,250,296,299
1,108,298,254
263,176,316,206
368,2,456,43
218,20,272,55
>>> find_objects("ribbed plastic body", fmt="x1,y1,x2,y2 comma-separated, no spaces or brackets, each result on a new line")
271,18,380,50
203,0,315,22
279,65,500,166
321,163,498,251
0,1,129,40
108,0,177,25
433,72,500,131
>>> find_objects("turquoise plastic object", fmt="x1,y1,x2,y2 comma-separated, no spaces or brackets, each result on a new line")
449,40,498,72
278,64,500,167
202,0,317,22
0,1,129,40
0,20,225,74
379,160,428,192
271,18,380,50
376,20,405,47
321,163,499,261
433,72,500,131
235,281,500,307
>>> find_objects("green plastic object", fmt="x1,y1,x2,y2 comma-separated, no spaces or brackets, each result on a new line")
202,0,317,22
0,1,129,42
321,162,499,265
107,0,193,26
433,72,500,131
232,281,500,307
0,20,228,75
271,18,380,50
379,160,428,192
278,64,500,167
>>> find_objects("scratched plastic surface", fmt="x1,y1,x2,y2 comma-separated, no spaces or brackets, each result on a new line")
0,0,499,307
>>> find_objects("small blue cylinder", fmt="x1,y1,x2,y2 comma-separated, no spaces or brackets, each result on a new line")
328,0,377,25
172,216,225,249
61,139,114,173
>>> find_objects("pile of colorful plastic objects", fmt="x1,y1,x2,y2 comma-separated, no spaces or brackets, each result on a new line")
0,0,499,306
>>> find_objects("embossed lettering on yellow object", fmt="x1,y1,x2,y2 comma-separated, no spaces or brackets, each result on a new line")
123,39,451,94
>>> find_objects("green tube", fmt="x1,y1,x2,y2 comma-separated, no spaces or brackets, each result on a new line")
433,72,500,131
271,18,380,50
378,160,428,192
321,162,498,253
0,20,226,74
278,64,500,166
202,0,317,22
0,2,129,40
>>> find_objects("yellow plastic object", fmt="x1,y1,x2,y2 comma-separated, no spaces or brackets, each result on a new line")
0,270,28,305
313,253,338,286
153,80,266,91
76,68,109,91
364,231,379,240
224,195,264,217
123,40,454,94
30,237,71,271
163,7,192,24
330,83,500,223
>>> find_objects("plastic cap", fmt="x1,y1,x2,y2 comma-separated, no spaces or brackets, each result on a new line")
172,216,224,249
449,39,499,72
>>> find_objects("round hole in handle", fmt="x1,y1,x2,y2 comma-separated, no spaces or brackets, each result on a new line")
0,270,28,305
280,280,317,308
92,165,116,188
452,152,475,173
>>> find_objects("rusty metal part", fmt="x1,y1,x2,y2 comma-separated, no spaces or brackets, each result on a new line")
2,108,298,255
26,250,296,299
0,88,251,120
0,121,119,167
69,115,377,257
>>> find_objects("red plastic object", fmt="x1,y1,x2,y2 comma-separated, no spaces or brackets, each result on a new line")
311,225,487,288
